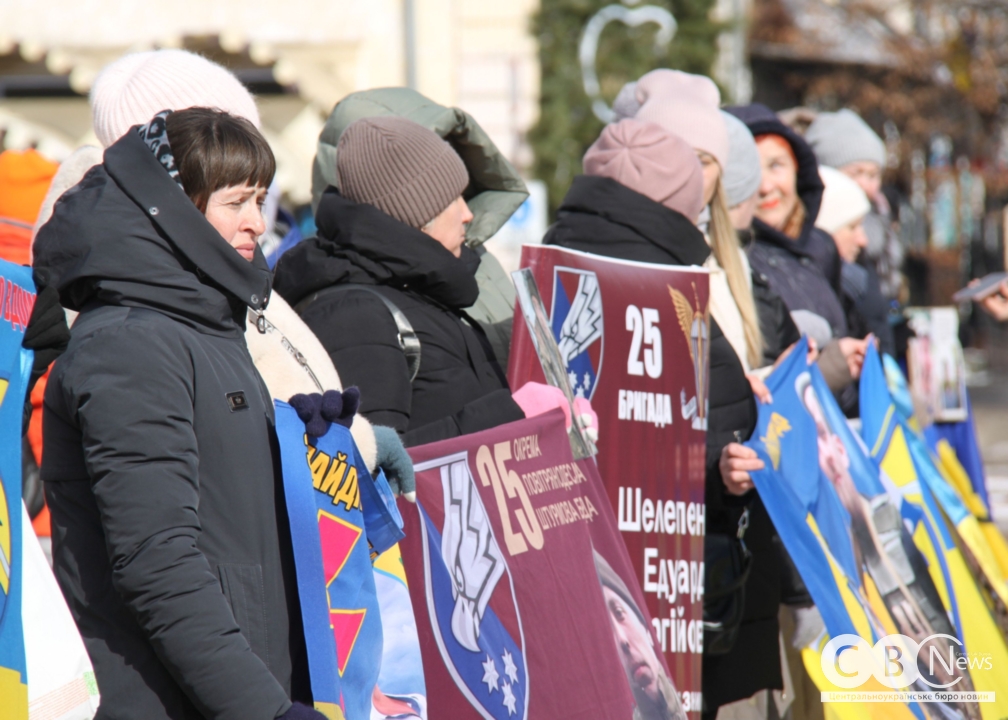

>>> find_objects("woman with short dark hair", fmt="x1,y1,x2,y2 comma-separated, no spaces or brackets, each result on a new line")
35,108,325,720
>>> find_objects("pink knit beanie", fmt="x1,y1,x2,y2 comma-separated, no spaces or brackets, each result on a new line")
90,49,261,148
583,119,704,222
634,69,729,171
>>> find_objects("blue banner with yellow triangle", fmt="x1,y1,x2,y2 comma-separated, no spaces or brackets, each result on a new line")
275,401,401,720
0,259,32,719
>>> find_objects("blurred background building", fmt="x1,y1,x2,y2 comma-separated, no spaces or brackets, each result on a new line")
0,0,540,205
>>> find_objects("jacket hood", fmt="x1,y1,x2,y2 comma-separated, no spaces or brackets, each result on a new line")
33,128,272,333
273,188,480,310
549,175,710,266
312,87,528,245
724,103,824,257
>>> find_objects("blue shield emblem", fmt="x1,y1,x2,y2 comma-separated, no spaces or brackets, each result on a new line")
415,452,529,720
549,268,603,400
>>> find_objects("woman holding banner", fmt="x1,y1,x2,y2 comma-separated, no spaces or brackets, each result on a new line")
634,72,796,718
34,108,328,720
542,114,789,716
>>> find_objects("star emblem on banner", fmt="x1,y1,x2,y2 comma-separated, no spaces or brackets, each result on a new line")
502,682,517,716
502,649,519,684
567,370,578,392
481,654,500,693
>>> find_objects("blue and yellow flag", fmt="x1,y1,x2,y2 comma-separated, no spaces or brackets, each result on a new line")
746,340,870,641
746,339,921,720
860,343,1008,717
0,260,32,719
879,353,1008,595
745,338,1008,719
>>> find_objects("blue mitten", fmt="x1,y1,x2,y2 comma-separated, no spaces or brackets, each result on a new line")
372,425,416,502
288,387,360,437
277,702,328,720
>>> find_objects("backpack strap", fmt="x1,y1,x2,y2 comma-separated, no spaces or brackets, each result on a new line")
295,284,421,383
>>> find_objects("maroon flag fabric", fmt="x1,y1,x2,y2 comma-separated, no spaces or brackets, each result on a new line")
399,410,686,720
508,245,708,713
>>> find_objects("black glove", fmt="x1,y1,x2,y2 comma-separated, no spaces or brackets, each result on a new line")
288,387,360,437
276,701,328,720
21,268,70,434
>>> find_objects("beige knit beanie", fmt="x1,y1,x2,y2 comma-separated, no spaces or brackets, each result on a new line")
90,49,261,148
336,116,469,229
583,119,704,221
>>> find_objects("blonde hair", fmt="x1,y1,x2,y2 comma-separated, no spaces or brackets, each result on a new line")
710,180,764,369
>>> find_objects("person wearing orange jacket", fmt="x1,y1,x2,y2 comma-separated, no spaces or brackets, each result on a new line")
0,148,59,538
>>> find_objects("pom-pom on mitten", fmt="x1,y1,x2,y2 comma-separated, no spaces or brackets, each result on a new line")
289,387,361,437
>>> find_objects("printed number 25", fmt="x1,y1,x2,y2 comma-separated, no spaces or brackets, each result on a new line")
476,442,544,555
626,305,662,379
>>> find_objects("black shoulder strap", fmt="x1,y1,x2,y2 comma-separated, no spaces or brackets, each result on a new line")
294,284,421,382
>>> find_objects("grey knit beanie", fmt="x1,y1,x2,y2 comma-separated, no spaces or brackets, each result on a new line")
805,109,886,169
721,111,762,207
336,115,469,229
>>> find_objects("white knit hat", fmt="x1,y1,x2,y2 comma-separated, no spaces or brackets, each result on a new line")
815,166,871,234
90,49,261,148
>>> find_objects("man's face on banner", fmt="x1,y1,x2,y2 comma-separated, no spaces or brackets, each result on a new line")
603,586,663,705
802,386,850,487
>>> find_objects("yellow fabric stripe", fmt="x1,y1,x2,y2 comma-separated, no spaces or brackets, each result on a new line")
315,701,346,720
0,667,27,720
869,404,895,458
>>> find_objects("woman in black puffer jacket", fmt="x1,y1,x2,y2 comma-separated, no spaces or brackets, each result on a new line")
544,119,783,715
35,109,322,720
273,116,527,447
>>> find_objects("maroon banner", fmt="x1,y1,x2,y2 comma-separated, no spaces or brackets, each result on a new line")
400,410,688,720
508,245,708,714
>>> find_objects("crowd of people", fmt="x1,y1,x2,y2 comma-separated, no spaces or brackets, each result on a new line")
4,48,917,720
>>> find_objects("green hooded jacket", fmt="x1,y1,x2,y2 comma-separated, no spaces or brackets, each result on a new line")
312,87,528,368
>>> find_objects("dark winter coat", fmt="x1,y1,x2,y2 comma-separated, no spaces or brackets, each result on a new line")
272,189,524,447
841,259,895,356
753,273,801,367
34,129,304,720
543,175,782,707
725,104,848,339
740,229,801,366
